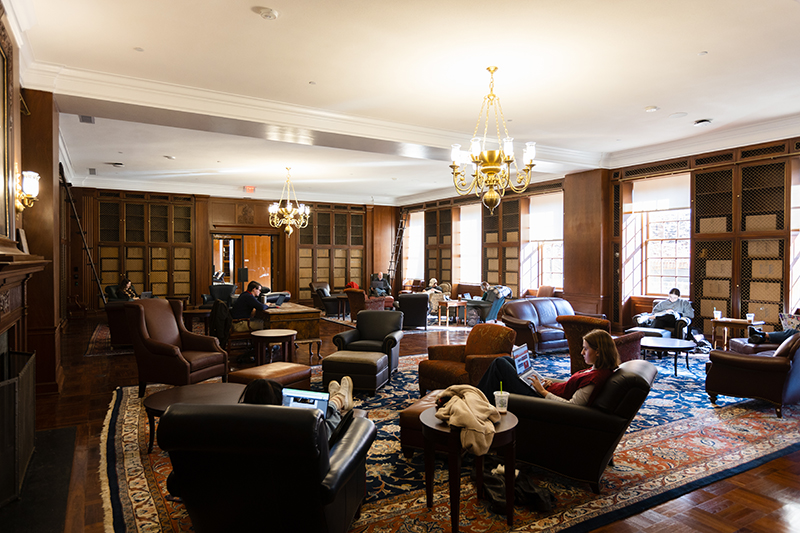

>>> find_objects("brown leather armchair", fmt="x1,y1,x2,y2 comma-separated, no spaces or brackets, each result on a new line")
158,403,377,533
556,315,645,374
344,288,385,321
508,359,657,493
125,299,228,397
418,323,516,395
706,332,800,417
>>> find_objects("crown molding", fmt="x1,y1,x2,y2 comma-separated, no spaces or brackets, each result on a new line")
603,113,800,169
21,60,465,150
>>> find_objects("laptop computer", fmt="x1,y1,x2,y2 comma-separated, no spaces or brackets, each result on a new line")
281,388,329,418
140,291,153,299
511,345,542,389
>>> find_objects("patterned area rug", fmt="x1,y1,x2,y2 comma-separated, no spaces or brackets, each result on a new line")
100,353,800,532
84,324,133,356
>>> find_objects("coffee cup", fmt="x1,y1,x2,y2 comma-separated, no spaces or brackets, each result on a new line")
746,313,755,323
494,391,510,414
713,310,722,319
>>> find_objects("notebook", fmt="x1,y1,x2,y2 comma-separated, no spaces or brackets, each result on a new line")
281,388,329,419
511,345,541,389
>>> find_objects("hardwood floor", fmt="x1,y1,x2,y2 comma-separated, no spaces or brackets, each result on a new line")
36,316,800,532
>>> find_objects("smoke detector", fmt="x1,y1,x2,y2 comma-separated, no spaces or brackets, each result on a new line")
256,7,279,20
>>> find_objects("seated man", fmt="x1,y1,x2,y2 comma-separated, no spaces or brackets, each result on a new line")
231,281,268,331
371,271,392,297
636,288,694,330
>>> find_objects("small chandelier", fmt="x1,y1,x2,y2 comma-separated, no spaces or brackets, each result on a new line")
451,66,536,214
269,167,310,236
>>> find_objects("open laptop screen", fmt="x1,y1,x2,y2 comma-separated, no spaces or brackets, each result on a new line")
281,388,329,419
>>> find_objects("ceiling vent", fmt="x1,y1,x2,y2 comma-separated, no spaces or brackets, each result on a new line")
88,168,96,175
79,115,95,124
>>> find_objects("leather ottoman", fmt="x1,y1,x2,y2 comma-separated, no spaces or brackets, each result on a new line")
228,362,312,390
398,389,443,458
728,338,779,355
322,350,388,394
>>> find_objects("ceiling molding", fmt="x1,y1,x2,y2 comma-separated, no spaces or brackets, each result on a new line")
603,113,800,169
22,60,464,150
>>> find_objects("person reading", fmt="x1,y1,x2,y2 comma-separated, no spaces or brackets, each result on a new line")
636,288,694,331
477,329,620,406
117,277,139,300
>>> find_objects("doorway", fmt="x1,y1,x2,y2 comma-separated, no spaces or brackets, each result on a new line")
212,234,278,293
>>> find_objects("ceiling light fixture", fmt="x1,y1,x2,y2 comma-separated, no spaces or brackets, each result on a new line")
450,66,535,214
694,119,712,127
269,167,310,236
644,106,660,113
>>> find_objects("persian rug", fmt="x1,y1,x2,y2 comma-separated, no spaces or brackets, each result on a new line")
100,353,800,533
84,324,134,357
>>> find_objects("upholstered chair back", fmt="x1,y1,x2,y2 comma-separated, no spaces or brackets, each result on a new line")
159,403,377,533
556,315,611,374
139,298,183,349
464,323,516,358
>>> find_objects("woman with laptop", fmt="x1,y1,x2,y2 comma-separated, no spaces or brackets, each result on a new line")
477,329,620,407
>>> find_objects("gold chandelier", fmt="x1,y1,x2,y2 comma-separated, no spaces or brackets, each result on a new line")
451,66,536,214
268,167,310,236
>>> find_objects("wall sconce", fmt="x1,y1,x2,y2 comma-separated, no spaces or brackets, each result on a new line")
15,171,40,211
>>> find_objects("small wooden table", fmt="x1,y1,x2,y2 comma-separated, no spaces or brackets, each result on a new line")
336,294,349,320
640,337,696,376
142,382,245,453
438,300,467,326
251,329,297,365
420,407,517,532
182,307,212,335
711,318,765,350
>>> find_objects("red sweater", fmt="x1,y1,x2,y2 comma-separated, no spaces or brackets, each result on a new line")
546,367,614,406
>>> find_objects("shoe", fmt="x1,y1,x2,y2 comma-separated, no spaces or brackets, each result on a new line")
339,376,354,411
748,326,767,344
328,380,340,397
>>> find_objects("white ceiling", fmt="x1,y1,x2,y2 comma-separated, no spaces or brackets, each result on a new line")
7,0,800,205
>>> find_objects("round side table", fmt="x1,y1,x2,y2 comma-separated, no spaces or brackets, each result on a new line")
420,407,518,532
251,329,297,365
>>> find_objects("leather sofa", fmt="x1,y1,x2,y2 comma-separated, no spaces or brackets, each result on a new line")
706,332,800,418
501,297,605,355
158,403,377,533
508,359,657,493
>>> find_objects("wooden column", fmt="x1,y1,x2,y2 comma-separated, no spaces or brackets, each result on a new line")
562,169,610,316
20,89,63,394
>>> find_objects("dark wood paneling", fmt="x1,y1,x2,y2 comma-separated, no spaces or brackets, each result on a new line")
562,169,609,315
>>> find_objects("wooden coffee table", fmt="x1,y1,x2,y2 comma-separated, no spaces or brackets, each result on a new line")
640,337,696,376
142,382,245,453
421,407,517,532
